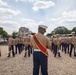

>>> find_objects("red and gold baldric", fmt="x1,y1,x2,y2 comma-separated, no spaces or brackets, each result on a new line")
33,34,48,56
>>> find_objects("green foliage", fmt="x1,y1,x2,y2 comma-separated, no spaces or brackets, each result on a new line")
46,27,75,36
0,27,3,34
12,31,17,38
31,32,36,35
55,29,70,34
72,27,76,33
0,27,8,38
3,31,8,37
46,33,53,37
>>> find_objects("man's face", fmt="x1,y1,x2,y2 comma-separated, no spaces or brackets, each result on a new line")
10,36,12,38
41,28,46,34
38,27,46,34
25,34,28,37
72,33,75,36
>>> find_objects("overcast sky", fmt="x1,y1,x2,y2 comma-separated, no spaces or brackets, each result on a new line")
0,0,76,34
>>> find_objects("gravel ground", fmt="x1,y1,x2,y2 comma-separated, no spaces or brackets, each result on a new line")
0,45,76,75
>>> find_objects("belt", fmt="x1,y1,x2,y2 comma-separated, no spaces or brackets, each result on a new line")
34,49,41,51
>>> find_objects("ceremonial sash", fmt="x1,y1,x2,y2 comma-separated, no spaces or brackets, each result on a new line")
33,34,48,56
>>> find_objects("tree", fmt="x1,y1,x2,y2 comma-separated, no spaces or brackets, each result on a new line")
55,29,70,34
46,33,53,37
31,32,36,35
0,27,8,38
12,31,17,38
0,27,3,34
3,31,8,38
72,27,76,33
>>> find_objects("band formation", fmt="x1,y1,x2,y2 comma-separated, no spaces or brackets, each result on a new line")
6,31,76,58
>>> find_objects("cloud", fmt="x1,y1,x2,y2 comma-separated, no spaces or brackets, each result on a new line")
0,0,76,35
21,18,46,33
15,0,19,2
48,10,76,32
21,18,37,27
0,7,21,20
32,1,55,11
61,10,76,26
0,14,12,19
21,18,45,26
62,10,76,19
0,20,20,34
0,8,21,16
0,0,8,6
21,18,38,33
15,0,40,2
21,10,76,34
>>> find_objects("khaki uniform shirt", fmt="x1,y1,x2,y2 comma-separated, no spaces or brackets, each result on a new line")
19,38,23,44
74,37,76,48
30,32,51,49
71,36,76,46
24,37,30,47
64,37,67,43
56,37,61,50
53,38,57,45
56,38,61,46
53,37,61,45
66,37,70,44
50,37,53,44
61,37,64,43
15,37,20,45
8,37,14,46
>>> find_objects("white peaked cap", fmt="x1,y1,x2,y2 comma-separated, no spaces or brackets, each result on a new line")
56,34,59,36
25,33,29,35
39,25,48,29
71,32,75,34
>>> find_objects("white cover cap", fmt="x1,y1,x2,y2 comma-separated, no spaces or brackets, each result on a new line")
39,25,48,29
71,32,75,34
25,33,29,35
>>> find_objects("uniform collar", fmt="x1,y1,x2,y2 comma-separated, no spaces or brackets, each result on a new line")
38,32,44,35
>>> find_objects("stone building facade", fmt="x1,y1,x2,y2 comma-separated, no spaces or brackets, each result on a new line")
52,26,68,35
17,27,31,37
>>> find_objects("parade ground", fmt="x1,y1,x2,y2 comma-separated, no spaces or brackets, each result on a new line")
0,45,76,75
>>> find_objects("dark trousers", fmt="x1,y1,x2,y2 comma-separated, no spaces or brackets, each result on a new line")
20,44,23,52
54,45,57,57
61,43,64,51
64,43,67,54
51,43,54,52
74,48,76,57
54,45,61,57
24,45,32,57
67,44,69,53
18,44,21,54
24,46,28,57
15,44,18,54
8,45,15,57
69,44,74,57
30,46,32,54
28,45,31,57
33,51,48,75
